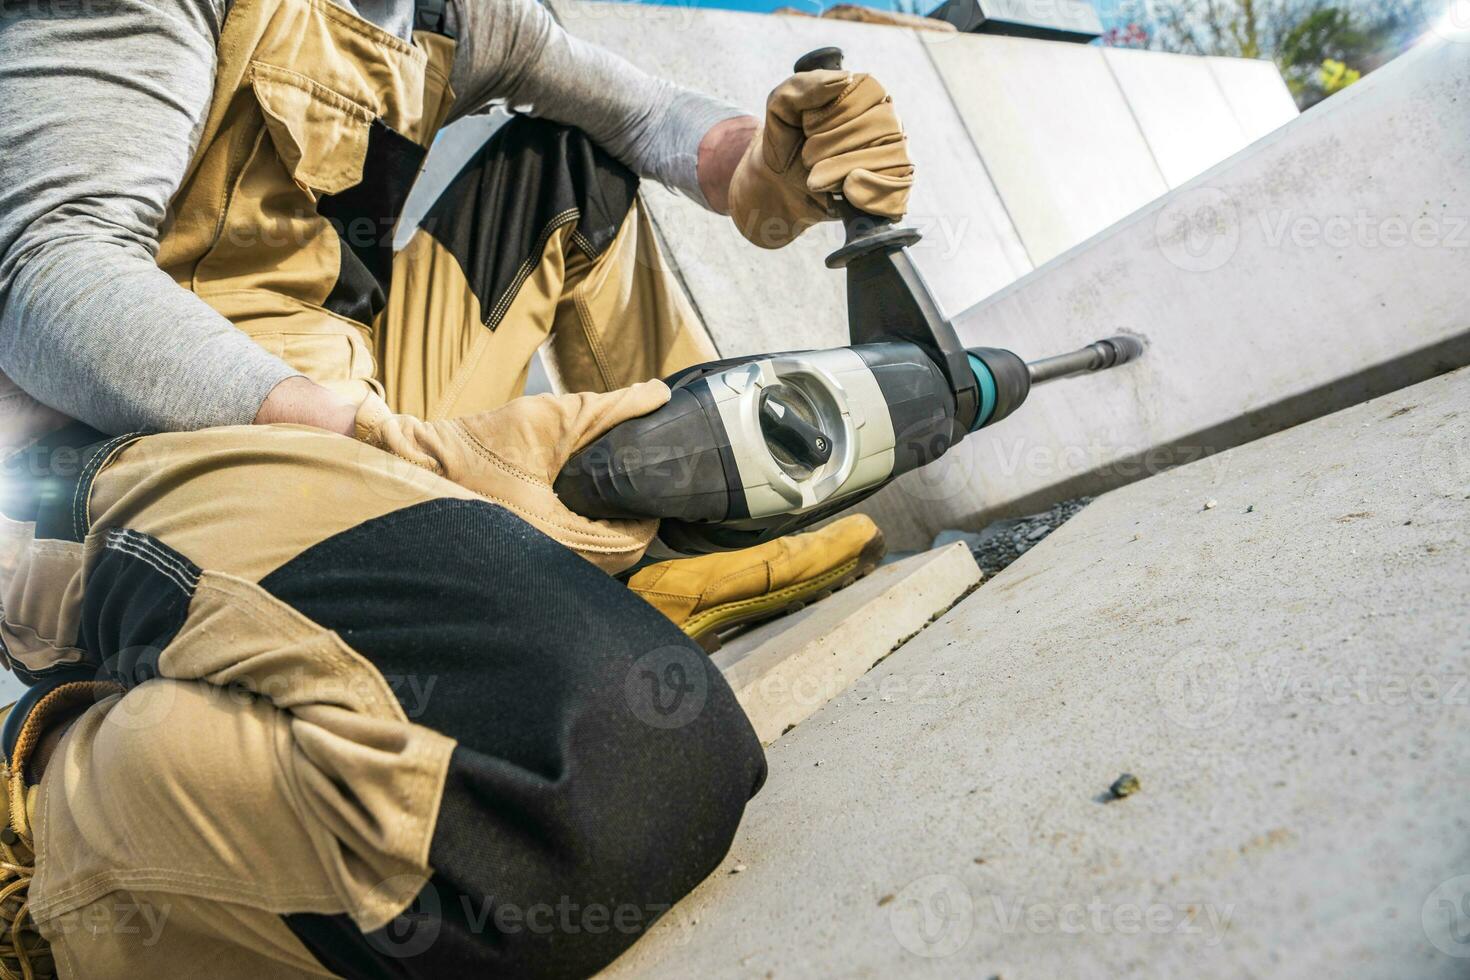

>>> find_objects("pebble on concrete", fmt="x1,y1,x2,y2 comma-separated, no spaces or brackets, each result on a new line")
1108,773,1141,800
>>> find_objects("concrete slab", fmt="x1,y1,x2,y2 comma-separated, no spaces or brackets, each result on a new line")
395,110,509,251
862,33,1470,550
602,365,1470,979
1102,47,1250,186
554,1,1033,355
924,32,1170,265
715,543,981,744
1207,55,1300,144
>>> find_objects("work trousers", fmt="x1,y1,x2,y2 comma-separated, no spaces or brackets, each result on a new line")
0,119,764,978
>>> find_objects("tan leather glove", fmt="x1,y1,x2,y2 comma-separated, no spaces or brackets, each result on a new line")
355,381,671,573
728,69,914,249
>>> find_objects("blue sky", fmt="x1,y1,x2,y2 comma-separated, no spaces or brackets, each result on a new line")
629,0,1122,19
634,0,919,13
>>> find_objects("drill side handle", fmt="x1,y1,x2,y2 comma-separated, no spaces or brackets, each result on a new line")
791,47,920,269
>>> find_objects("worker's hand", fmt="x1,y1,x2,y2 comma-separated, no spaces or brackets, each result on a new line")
355,381,671,573
727,69,913,249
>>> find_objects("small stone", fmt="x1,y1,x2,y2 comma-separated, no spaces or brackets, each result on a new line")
1108,773,1141,800
730,862,747,875
877,893,895,907
1245,504,1255,513
1203,500,1218,511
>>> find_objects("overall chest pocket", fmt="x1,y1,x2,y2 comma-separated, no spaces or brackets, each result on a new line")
248,62,375,198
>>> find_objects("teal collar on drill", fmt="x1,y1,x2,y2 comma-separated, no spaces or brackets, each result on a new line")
967,352,998,432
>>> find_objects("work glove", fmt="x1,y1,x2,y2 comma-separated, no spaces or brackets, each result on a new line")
355,381,671,573
728,69,914,249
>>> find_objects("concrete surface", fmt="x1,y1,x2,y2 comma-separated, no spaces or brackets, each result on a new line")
1102,47,1254,187
395,4,1300,366
924,32,1170,266
395,109,509,251
716,543,981,744
555,1,1033,354
863,32,1470,550
601,365,1470,979
1206,55,1302,143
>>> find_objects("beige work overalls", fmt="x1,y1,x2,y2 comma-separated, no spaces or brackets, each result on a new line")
0,0,758,975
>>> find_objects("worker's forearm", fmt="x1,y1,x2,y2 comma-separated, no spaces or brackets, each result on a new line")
450,0,749,209
0,0,309,436
253,377,357,436
697,116,759,215
0,241,300,434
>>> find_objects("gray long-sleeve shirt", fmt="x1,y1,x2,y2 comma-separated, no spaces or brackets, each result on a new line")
0,0,743,434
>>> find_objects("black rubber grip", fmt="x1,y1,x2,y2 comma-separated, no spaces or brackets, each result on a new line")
554,382,736,523
793,46,843,73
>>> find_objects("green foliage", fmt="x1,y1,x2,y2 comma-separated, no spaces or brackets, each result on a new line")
1125,0,1439,109
1318,57,1362,93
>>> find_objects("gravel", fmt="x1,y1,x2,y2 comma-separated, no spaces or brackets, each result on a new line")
932,497,1093,577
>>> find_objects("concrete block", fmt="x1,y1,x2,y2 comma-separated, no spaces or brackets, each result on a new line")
555,1,1032,355
1207,55,1300,144
863,34,1470,550
603,365,1470,978
1102,47,1250,186
715,543,981,745
395,110,509,251
924,32,1169,265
